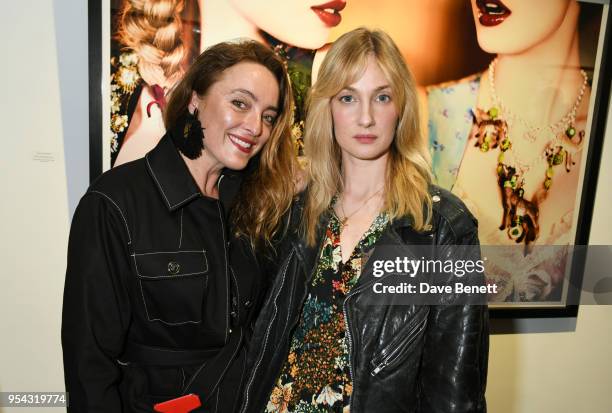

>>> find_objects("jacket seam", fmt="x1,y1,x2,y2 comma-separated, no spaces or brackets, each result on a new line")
88,190,132,245
215,201,230,343
131,253,203,325
241,249,294,412
214,387,219,413
179,209,184,248
135,271,207,279
184,328,243,401
278,259,299,346
134,250,206,255
146,154,199,210
131,250,208,278
437,213,458,242
230,266,241,322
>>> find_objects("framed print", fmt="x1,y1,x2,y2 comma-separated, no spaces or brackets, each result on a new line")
89,0,612,318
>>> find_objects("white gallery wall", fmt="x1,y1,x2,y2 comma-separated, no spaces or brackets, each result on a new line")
0,1,610,412
0,1,86,412
1,0,69,393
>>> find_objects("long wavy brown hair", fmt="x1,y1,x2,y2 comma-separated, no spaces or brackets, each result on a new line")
303,27,432,245
164,39,298,249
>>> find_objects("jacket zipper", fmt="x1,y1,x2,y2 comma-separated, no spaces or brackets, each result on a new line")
370,315,428,376
342,298,355,384
241,233,323,412
241,220,343,411
342,263,429,409
342,287,363,412
239,250,294,413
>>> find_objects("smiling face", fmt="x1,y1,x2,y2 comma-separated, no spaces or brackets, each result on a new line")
191,61,280,171
229,0,347,49
471,0,572,54
330,55,398,163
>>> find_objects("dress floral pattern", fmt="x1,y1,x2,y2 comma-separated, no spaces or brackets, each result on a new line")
266,209,389,413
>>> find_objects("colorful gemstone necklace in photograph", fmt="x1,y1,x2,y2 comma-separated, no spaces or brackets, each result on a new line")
469,58,587,250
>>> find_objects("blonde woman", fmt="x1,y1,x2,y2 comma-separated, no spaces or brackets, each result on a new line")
240,28,488,413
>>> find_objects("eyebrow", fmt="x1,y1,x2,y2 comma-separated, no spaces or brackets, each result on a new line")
341,85,392,93
232,88,278,112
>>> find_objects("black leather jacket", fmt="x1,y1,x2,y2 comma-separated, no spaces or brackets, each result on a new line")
239,186,489,413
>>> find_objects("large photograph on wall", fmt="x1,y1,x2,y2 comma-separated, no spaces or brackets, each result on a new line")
89,0,611,317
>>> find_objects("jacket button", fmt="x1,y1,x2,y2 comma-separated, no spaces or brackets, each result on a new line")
432,195,441,202
167,261,180,275
244,300,252,308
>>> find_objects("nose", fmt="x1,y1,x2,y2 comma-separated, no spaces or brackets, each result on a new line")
244,110,263,137
358,101,375,128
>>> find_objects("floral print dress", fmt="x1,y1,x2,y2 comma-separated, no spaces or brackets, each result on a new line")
266,210,389,413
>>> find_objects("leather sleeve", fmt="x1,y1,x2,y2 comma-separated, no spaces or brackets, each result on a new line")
61,192,132,412
418,210,489,413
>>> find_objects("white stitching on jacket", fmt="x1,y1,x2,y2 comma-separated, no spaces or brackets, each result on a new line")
132,253,203,325
134,250,205,255
145,155,199,209
240,250,294,412
89,190,132,244
145,155,172,209
216,201,230,343
179,209,184,248
230,266,240,321
131,250,208,278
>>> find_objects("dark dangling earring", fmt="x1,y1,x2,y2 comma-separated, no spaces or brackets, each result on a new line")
172,107,205,159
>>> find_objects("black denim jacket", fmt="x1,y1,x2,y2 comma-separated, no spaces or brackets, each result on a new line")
62,134,262,412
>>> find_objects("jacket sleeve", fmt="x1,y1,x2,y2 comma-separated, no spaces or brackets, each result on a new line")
62,192,132,412
418,214,489,413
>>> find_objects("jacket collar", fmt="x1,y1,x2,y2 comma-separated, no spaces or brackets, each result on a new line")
145,132,249,213
145,133,202,212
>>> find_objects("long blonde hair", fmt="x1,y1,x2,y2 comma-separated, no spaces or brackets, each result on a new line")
303,27,432,245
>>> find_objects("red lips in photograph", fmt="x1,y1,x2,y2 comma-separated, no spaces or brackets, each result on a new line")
476,0,512,27
311,0,347,27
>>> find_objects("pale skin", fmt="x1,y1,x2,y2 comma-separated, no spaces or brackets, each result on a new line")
331,55,399,263
114,85,167,166
419,1,589,264
116,0,344,166
207,0,342,50
181,61,280,198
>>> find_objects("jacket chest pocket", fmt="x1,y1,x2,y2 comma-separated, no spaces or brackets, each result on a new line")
370,307,429,376
132,250,208,325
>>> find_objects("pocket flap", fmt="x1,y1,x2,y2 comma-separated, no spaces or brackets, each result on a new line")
133,250,208,279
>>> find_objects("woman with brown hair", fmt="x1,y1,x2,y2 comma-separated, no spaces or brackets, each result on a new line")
62,39,297,412
111,0,349,166
240,28,488,413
